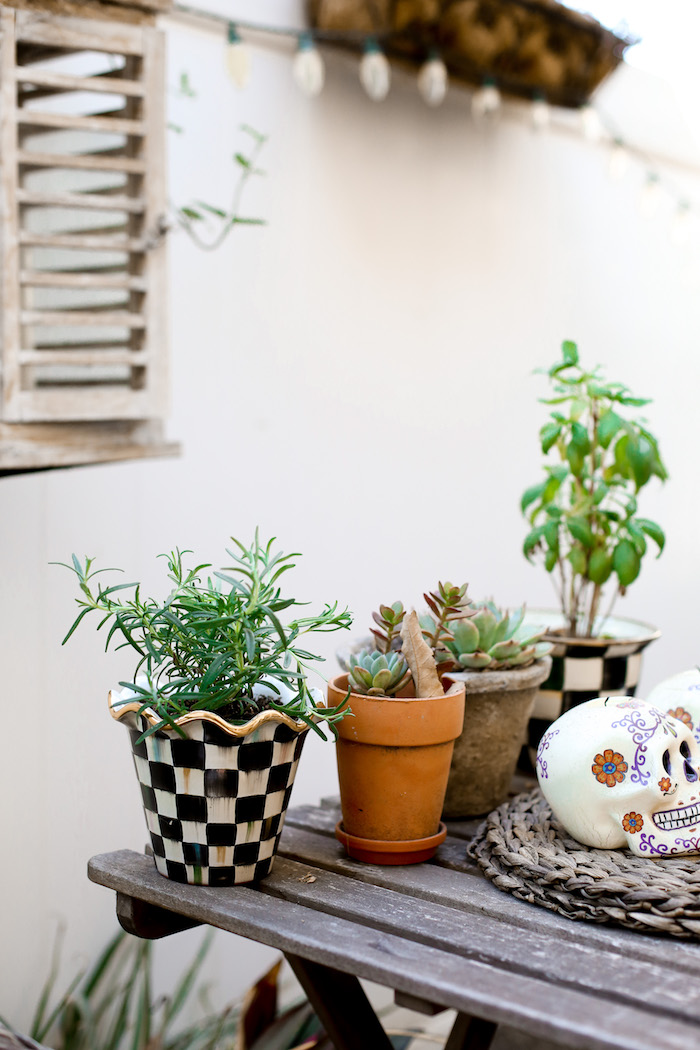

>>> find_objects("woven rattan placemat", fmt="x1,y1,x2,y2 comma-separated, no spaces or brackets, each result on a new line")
468,788,700,938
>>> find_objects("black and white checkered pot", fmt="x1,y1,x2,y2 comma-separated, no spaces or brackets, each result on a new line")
520,610,660,771
110,694,308,886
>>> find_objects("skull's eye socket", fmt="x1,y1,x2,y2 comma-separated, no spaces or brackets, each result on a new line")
663,750,672,775
679,741,698,782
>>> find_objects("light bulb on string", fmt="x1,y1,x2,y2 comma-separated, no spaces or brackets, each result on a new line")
608,139,629,181
580,103,602,142
359,38,390,101
472,78,501,121
225,23,251,89
531,92,550,131
417,50,448,107
293,32,324,97
671,202,693,246
638,173,662,219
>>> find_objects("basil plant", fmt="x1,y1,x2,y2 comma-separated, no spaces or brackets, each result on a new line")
521,341,667,638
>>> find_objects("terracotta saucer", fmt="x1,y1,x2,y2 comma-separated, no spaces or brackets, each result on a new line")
334,821,447,865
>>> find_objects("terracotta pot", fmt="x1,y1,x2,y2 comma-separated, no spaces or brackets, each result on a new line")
328,673,465,864
519,610,660,772
110,691,308,886
442,658,552,818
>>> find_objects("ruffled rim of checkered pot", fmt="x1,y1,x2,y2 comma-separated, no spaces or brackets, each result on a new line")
519,610,660,775
109,694,308,737
109,682,312,887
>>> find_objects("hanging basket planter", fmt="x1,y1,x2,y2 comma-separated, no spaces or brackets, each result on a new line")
309,0,633,107
111,695,308,887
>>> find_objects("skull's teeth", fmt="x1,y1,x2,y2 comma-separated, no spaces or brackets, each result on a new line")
653,803,700,831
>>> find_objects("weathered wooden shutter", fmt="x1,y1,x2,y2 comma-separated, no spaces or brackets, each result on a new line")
0,6,170,443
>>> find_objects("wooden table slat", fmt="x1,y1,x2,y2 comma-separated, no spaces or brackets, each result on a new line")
87,849,700,1050
282,807,700,973
259,854,700,1025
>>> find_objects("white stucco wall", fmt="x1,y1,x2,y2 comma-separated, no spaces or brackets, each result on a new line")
1,7,699,1031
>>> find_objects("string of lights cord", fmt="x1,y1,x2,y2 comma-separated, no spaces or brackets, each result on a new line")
167,3,700,259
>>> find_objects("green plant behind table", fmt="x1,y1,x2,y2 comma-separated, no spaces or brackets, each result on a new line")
0,929,236,1050
521,340,667,638
0,929,327,1050
57,532,352,739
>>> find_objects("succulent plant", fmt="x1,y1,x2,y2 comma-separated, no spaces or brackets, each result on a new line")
348,648,412,696
370,601,405,653
421,581,474,652
443,603,552,671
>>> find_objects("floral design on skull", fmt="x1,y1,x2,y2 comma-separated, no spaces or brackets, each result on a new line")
536,727,560,780
611,707,677,786
592,749,627,787
658,776,672,793
668,707,694,730
622,812,643,834
639,832,700,857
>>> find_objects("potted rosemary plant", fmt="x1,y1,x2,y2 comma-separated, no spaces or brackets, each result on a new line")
58,532,351,886
520,340,666,762
329,585,467,864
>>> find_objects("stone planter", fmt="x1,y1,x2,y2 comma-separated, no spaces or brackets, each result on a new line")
520,611,660,771
110,690,308,886
443,658,552,818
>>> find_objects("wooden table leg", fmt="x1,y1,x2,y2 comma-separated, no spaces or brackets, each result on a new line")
285,954,394,1050
446,1012,498,1050
116,892,202,940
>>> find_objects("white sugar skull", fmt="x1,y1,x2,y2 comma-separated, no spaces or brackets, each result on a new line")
647,669,700,748
536,695,700,857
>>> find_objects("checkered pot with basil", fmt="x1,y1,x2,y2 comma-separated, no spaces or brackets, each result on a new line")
520,610,660,773
519,341,667,768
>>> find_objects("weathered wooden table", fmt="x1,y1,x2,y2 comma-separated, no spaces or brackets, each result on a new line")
88,798,700,1050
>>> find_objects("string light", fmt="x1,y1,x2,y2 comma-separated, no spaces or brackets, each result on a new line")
359,38,391,101
472,78,501,120
225,23,251,88
671,202,693,246
417,51,448,107
580,104,602,142
293,32,325,97
638,174,663,219
608,139,629,181
531,92,550,131
210,14,699,256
